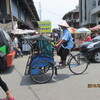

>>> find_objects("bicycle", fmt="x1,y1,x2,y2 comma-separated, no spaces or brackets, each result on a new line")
55,51,89,75
23,34,89,84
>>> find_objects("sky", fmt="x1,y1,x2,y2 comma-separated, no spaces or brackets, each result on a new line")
33,0,79,29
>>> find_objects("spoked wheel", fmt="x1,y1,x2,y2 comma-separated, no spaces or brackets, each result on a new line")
68,53,89,75
30,60,54,84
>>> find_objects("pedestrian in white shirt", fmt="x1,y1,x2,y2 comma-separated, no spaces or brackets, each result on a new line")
10,34,23,58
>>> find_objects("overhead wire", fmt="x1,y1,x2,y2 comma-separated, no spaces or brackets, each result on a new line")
33,0,63,16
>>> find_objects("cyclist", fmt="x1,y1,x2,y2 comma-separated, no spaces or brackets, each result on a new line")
54,20,73,68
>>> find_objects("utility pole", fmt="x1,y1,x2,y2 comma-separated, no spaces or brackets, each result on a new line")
89,10,91,28
9,0,14,30
39,1,42,21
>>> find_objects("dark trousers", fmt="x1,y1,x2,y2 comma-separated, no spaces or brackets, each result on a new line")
0,77,9,92
14,48,23,57
58,47,69,61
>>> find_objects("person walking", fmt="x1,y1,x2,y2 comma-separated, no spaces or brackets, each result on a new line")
0,76,14,100
10,34,23,58
54,20,73,68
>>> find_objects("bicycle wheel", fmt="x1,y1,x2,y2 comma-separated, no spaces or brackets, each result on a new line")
30,60,54,84
68,53,89,75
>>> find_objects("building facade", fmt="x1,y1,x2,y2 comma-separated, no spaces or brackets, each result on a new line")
91,0,100,25
79,0,96,28
62,6,79,28
0,0,40,32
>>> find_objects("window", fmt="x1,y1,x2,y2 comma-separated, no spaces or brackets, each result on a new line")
0,0,7,15
93,1,96,7
98,21,100,24
98,0,100,6
98,13,100,17
85,0,87,20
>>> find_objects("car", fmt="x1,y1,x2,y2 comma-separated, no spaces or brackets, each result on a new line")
0,29,15,71
79,35,100,63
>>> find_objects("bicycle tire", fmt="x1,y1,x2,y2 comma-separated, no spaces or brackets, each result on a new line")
68,53,89,75
30,60,54,84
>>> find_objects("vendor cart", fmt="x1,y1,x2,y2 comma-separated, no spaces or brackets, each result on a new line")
74,28,91,49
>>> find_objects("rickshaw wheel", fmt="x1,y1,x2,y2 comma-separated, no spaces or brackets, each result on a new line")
30,60,54,84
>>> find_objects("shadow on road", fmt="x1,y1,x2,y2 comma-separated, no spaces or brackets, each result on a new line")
69,72,88,77
20,73,70,86
53,74,70,82
20,75,36,86
20,71,88,85
0,65,15,75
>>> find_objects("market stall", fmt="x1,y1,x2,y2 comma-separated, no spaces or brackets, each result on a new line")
74,28,91,49
11,29,36,53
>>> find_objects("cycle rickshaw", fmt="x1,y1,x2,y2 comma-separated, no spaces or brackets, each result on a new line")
23,34,89,84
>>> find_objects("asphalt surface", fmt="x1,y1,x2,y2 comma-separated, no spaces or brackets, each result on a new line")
0,52,100,100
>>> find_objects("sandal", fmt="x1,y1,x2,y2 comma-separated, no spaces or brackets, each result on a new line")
3,97,15,100
59,65,66,69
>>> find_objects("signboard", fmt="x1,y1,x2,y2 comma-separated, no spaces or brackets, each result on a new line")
38,21,51,33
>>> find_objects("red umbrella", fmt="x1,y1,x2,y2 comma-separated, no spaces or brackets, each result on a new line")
89,25,100,32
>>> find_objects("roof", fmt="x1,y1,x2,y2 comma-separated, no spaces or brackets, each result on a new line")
23,34,52,41
18,0,40,21
69,8,79,13
18,0,40,29
0,21,17,33
63,7,79,19
0,0,40,29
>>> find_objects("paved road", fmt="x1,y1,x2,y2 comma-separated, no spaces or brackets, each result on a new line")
0,53,100,100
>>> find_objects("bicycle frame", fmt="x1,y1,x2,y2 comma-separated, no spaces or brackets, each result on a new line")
67,52,80,65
